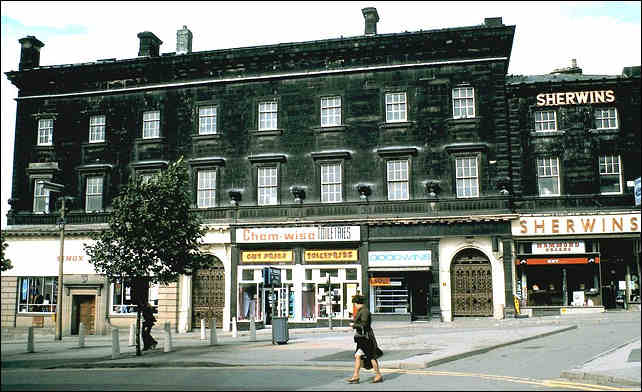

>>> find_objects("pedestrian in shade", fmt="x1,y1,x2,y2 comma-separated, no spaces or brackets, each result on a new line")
141,302,157,351
346,294,383,384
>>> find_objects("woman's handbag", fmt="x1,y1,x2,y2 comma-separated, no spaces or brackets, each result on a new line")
353,326,368,342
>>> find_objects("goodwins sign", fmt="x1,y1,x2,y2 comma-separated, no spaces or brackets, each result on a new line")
536,90,615,106
368,251,432,267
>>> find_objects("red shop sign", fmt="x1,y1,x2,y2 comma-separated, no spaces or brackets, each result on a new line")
515,257,600,265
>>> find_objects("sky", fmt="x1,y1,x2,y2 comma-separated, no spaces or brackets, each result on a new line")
1,1,641,228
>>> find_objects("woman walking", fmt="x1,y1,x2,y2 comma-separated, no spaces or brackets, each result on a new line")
346,294,383,384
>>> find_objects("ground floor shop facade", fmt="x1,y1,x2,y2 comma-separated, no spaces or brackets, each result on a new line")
512,212,641,316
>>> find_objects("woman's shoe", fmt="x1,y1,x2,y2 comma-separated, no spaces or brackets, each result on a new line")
372,374,383,383
345,377,360,384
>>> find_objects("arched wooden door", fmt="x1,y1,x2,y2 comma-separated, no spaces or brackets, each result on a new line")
451,249,493,316
192,257,225,328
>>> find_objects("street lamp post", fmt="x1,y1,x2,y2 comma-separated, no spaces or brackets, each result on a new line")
38,180,66,341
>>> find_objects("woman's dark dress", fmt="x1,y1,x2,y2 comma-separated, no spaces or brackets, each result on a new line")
352,306,383,369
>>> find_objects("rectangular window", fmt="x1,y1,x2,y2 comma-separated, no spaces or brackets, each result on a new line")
346,268,358,281
258,101,278,131
111,281,158,314
38,119,53,146
387,159,409,201
537,157,560,196
452,87,475,119
534,110,557,131
197,169,217,208
242,269,255,281
33,180,49,213
139,172,158,185
456,157,479,198
199,105,217,135
257,166,278,205
385,92,407,123
18,277,57,313
85,176,104,212
321,96,341,127
321,163,342,203
599,155,622,194
594,108,618,130
142,110,160,139
89,115,106,143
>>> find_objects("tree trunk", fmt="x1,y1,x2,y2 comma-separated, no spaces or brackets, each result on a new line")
136,309,141,356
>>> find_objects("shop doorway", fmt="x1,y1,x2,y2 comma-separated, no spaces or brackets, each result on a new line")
262,288,274,325
451,249,493,317
192,257,225,328
71,295,96,335
409,271,431,320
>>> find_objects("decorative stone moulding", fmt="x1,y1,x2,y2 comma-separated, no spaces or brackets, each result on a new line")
425,180,441,198
495,176,511,195
228,190,242,206
290,186,306,204
357,184,372,201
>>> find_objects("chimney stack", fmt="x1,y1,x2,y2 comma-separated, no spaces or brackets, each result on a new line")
362,7,379,36
137,31,162,57
18,36,44,70
484,17,503,27
176,25,193,55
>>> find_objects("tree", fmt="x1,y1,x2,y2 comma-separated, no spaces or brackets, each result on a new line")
1,231,13,272
85,157,212,355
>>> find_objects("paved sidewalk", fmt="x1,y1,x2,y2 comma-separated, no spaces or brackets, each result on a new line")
2,313,640,388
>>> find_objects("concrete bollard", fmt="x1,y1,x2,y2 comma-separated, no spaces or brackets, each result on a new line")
78,322,86,348
232,317,238,338
209,317,217,346
26,326,34,353
128,322,136,346
163,321,173,353
111,328,120,359
249,318,256,342
200,319,206,340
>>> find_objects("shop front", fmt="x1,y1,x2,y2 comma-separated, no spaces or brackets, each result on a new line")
233,226,363,329
513,213,640,316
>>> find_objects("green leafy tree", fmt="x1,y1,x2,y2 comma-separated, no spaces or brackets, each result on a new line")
85,157,212,355
1,231,13,272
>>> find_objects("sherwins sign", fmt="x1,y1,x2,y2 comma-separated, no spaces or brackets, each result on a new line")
236,226,360,243
536,90,615,106
512,214,640,236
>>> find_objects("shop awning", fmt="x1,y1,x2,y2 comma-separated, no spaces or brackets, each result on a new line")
515,256,600,265
368,267,431,271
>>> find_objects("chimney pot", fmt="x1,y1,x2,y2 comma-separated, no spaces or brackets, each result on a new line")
137,31,163,57
571,58,577,68
362,7,379,35
176,25,193,55
484,17,503,27
18,36,45,70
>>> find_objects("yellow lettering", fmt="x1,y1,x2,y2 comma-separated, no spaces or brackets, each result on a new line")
612,217,623,232
605,90,615,103
552,219,559,233
581,218,596,232
536,94,546,106
534,220,545,233
520,220,528,234
566,219,575,233
589,91,595,104
631,217,639,231
565,92,575,105
594,90,605,103
546,93,556,106
556,92,565,105
576,91,589,104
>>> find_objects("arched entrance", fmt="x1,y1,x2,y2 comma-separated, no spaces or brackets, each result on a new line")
451,248,493,316
192,256,225,328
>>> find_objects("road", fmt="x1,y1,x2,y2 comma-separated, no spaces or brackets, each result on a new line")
2,313,639,391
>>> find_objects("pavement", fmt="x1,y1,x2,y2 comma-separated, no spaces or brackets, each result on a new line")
2,312,640,388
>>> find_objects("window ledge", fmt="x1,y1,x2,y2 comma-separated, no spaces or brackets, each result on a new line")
312,125,348,133
249,129,283,137
135,137,167,145
588,128,620,135
192,133,222,141
530,130,566,137
446,117,481,124
82,141,107,147
377,121,415,130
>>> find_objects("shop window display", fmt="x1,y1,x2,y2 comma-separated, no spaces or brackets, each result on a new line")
301,283,316,320
111,281,158,314
18,276,57,313
371,276,409,313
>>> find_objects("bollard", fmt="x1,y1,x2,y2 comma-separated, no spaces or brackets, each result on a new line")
78,322,86,348
111,327,120,359
249,318,256,342
163,321,173,353
209,317,217,346
232,317,238,338
128,322,136,346
200,319,206,340
26,326,34,353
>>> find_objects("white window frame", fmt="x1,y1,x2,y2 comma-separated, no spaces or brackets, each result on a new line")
37,118,53,146
257,166,278,205
537,157,561,196
321,162,342,203
110,281,159,315
89,115,106,143
385,92,407,123
455,156,479,198
33,180,50,214
197,169,217,208
258,101,278,131
599,155,623,194
534,110,558,131
142,110,160,139
85,176,104,212
594,108,618,130
18,276,58,313
387,159,409,201
452,87,475,119
321,96,341,127
198,105,218,135
139,171,159,185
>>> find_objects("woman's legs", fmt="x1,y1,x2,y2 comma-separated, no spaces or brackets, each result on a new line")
371,359,382,381
352,353,362,378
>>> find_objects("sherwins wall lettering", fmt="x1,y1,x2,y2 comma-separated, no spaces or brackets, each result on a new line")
536,90,615,106
512,214,640,236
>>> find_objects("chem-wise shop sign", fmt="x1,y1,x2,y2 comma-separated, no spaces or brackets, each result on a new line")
236,226,360,243
368,251,431,267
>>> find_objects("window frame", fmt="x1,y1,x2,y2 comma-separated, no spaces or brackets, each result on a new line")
452,86,475,119
198,105,218,135
320,96,342,127
37,118,54,146
386,158,410,201
142,110,161,139
258,101,278,131
536,157,561,197
33,179,50,214
455,156,480,198
385,92,407,123
598,155,623,195
196,168,217,208
85,175,104,212
110,281,159,315
89,114,106,143
18,276,58,314
257,165,279,205
320,161,343,203
594,107,618,130
534,110,558,132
